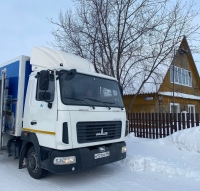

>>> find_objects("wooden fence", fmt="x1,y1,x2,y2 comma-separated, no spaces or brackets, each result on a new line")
127,113,199,139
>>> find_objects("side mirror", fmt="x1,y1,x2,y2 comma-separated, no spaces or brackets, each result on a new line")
65,69,76,81
39,70,50,90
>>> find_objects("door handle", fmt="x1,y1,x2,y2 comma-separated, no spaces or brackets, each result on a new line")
31,121,37,125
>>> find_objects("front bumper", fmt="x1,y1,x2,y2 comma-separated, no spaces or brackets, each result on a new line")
47,141,126,174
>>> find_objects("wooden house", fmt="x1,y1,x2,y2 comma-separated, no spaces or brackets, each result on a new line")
123,37,200,114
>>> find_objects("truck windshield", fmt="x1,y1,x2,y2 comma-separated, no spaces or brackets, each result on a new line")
59,72,124,108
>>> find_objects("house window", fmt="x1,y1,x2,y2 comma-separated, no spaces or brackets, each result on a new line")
175,67,178,83
188,71,192,86
170,66,192,87
170,103,180,113
178,68,182,84
182,68,185,84
185,70,189,86
188,104,195,120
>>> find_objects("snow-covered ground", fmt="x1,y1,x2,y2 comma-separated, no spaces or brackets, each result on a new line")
1,127,200,191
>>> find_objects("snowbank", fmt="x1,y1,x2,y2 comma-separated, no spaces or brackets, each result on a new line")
166,126,200,152
116,127,200,180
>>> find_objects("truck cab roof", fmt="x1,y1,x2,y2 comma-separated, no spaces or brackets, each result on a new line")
31,46,95,73
30,46,117,81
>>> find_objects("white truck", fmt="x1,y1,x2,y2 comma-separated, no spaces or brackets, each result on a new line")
0,47,127,179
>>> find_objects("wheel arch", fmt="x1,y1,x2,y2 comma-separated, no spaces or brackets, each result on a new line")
19,131,41,169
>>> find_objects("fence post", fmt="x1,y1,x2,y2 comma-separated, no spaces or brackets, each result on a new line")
152,113,155,139
170,113,173,134
133,113,136,135
142,113,145,138
191,113,194,127
155,113,159,139
129,113,132,132
196,113,199,127
145,113,148,138
136,113,139,137
159,113,162,138
186,113,190,128
138,113,142,137
149,113,152,139
182,112,186,130
174,113,177,132
166,113,170,136
178,113,181,131
162,113,166,138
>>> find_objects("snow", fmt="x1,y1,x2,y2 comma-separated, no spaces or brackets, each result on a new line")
1,127,200,191
158,91,200,100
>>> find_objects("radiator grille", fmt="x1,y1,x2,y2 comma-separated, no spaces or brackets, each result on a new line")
77,121,122,143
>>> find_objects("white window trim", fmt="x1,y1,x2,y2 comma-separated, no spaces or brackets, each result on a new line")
170,65,192,87
188,104,196,120
188,104,195,113
170,103,180,113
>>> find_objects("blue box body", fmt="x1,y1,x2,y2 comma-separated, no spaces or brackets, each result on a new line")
0,56,31,134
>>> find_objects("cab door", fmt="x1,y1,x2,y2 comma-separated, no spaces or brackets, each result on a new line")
24,71,57,149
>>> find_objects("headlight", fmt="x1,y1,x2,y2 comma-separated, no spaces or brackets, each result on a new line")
53,156,76,165
122,146,127,153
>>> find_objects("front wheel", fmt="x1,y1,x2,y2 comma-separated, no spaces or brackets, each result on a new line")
26,146,48,179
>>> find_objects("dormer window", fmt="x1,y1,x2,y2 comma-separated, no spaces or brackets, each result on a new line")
170,66,192,87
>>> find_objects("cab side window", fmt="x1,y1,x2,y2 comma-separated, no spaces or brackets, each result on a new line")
36,71,55,102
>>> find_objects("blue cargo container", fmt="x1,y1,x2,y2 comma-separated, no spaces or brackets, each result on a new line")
0,56,31,136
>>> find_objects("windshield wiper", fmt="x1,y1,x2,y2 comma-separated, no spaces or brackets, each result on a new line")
84,98,111,110
102,101,124,110
64,97,95,109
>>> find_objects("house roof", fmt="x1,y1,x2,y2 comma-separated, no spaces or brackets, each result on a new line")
124,37,200,96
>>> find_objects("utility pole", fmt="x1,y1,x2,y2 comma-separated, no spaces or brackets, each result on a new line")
173,48,175,114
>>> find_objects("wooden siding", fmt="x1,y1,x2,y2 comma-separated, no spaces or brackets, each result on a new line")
124,94,200,113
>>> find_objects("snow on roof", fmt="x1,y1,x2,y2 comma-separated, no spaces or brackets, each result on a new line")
158,91,200,100
30,46,95,72
124,61,171,95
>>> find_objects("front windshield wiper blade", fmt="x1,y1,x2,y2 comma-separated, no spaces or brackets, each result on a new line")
64,97,95,109
102,101,124,110
84,98,111,110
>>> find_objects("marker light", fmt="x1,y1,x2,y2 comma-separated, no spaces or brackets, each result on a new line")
122,146,127,153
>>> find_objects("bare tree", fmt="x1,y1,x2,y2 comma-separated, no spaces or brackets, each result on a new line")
49,0,200,112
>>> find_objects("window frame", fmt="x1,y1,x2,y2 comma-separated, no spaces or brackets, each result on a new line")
35,73,55,102
170,65,192,87
170,103,180,113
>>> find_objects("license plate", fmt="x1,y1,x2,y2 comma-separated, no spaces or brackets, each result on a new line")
94,151,110,159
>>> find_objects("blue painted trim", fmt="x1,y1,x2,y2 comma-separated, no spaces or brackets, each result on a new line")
23,60,32,111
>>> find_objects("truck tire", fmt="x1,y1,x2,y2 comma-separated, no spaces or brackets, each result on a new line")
27,146,48,179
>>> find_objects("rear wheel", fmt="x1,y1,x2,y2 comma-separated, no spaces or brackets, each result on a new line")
27,146,48,179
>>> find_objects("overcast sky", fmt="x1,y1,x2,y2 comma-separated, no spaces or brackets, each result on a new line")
0,0,200,74
0,0,74,63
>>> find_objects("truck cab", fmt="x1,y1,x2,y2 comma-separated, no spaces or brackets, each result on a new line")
0,47,127,179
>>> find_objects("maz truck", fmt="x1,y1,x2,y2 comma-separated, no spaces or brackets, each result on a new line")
0,47,128,179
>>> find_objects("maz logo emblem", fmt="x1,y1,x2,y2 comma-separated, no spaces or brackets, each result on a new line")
98,146,105,152
96,128,108,136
